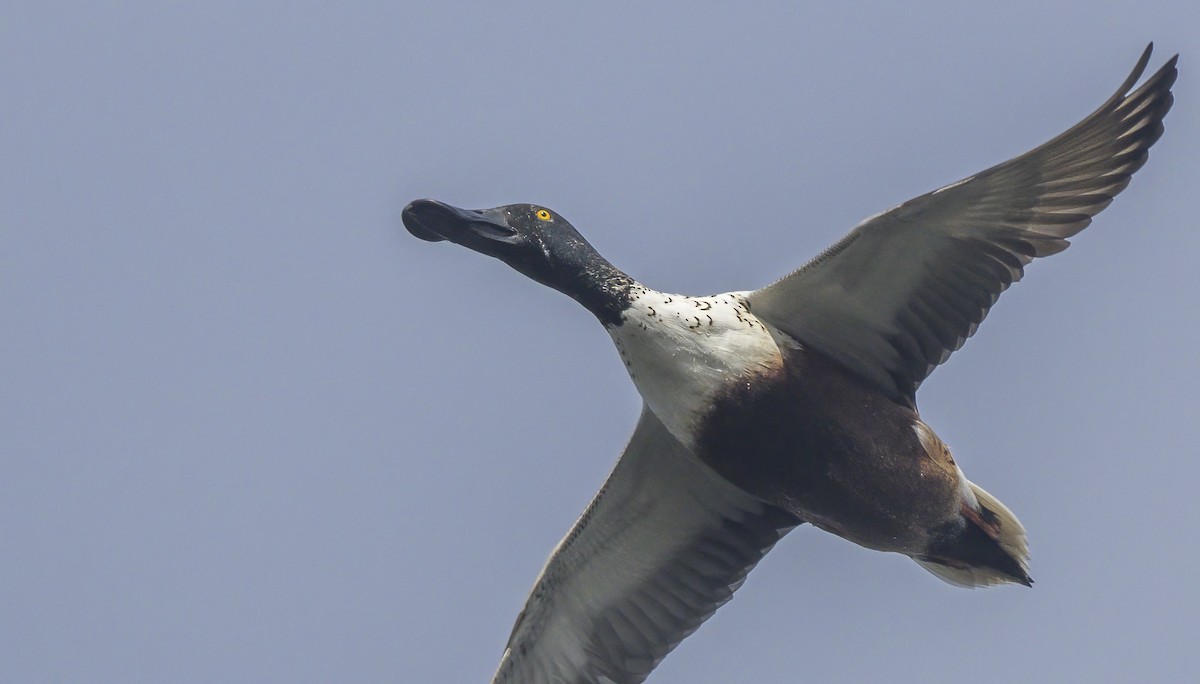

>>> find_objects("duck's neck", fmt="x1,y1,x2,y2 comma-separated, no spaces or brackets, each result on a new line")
515,236,638,327
569,260,639,327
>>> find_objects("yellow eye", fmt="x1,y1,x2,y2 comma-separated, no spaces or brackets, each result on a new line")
535,209,552,221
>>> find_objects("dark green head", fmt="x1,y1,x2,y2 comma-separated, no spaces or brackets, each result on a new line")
402,199,634,325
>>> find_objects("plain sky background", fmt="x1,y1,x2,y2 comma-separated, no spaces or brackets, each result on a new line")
4,2,1198,682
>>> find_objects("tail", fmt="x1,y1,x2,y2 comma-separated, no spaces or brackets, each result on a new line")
915,480,1032,588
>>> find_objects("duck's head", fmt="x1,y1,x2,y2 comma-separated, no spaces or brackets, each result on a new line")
402,199,634,325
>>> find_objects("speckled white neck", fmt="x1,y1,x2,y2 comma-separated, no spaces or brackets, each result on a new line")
606,287,786,450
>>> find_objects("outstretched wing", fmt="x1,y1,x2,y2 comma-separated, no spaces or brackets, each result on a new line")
748,45,1177,406
492,407,800,684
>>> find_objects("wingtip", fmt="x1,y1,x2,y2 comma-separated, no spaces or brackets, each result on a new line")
1162,52,1180,72
1137,41,1180,67
1138,42,1180,82
1119,43,1155,95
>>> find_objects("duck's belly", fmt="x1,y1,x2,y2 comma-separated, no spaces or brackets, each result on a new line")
695,349,961,555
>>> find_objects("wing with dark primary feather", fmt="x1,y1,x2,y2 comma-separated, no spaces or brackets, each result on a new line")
492,407,799,684
748,45,1177,405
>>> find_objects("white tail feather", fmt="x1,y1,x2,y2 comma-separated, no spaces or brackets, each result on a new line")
969,480,1030,571
916,480,1031,588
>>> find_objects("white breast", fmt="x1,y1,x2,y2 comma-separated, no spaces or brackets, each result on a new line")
607,288,787,450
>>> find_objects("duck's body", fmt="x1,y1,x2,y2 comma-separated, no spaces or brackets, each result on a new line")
612,287,1027,586
402,45,1176,684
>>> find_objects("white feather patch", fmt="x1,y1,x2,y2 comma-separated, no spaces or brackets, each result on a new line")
607,288,784,450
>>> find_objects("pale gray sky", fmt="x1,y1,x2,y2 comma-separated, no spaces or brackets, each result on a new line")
4,2,1198,682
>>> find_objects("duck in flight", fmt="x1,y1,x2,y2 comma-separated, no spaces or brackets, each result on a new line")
402,45,1176,684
